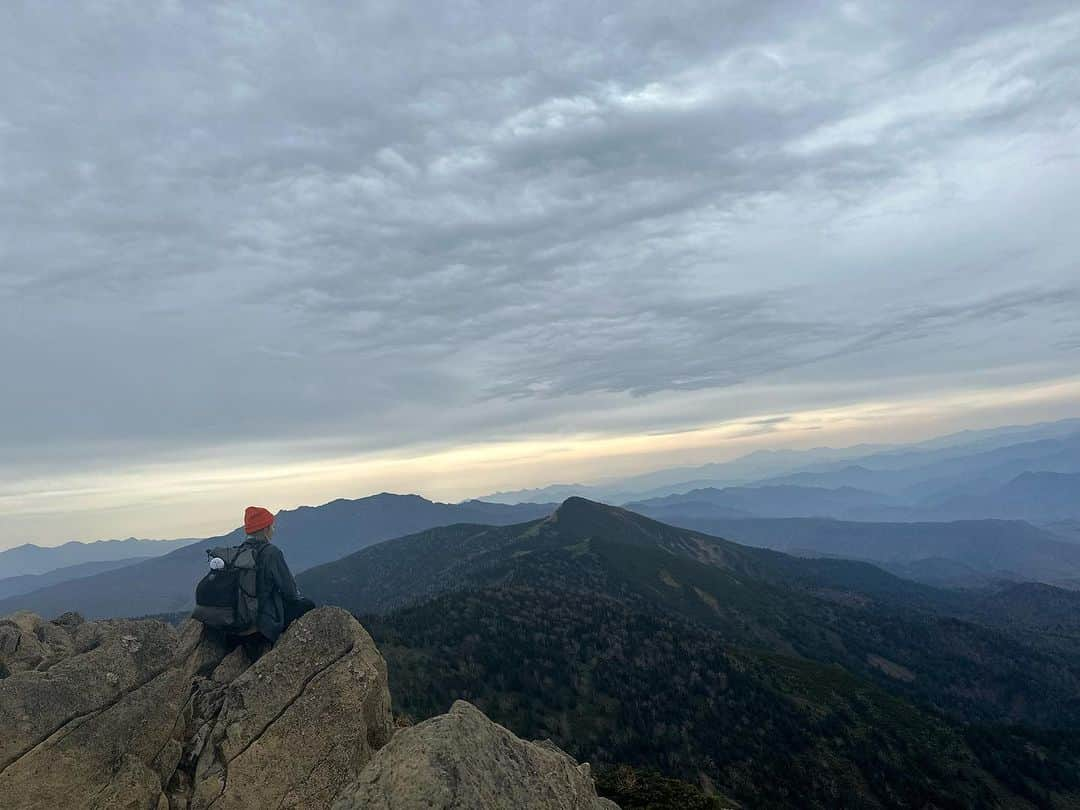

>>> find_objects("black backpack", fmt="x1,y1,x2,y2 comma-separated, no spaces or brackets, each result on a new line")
192,544,264,633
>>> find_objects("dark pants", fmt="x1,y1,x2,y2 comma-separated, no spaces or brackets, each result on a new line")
223,597,315,662
222,631,271,662
284,596,316,628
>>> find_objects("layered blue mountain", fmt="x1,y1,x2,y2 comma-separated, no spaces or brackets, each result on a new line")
0,494,553,619
925,471,1080,521
0,558,147,600
626,484,897,520
1048,519,1080,543
0,537,197,578
753,436,1080,517
476,418,1080,507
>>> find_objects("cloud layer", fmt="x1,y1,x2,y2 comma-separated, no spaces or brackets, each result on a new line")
2,1,1079,543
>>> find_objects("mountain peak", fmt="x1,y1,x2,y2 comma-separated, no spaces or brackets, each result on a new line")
548,497,682,550
552,496,624,526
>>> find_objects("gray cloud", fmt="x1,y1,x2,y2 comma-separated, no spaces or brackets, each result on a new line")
2,1,1079,541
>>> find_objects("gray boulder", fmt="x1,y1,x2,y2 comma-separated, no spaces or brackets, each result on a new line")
182,606,393,810
332,700,616,810
0,607,393,810
1,608,615,810
0,610,83,673
0,610,181,787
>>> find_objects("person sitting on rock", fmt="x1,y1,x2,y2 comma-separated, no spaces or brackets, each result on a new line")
240,506,314,650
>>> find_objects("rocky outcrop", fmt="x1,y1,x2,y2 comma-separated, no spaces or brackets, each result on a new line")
0,608,616,810
0,609,181,796
179,607,393,810
333,700,617,810
0,607,393,810
0,610,88,674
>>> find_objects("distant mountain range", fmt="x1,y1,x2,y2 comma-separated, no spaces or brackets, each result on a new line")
626,468,1080,525
622,508,1080,588
6,473,1080,621
0,557,147,600
627,484,897,521
4,415,1077,618
0,495,553,619
757,446,1080,515
0,537,197,578
477,418,1080,517
477,441,894,504
921,471,1080,521
298,496,941,612
1047,519,1080,543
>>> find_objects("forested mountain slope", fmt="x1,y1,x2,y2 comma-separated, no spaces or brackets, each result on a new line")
300,498,1080,729
366,586,1080,809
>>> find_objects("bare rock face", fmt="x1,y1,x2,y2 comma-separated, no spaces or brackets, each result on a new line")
1,608,615,810
180,606,393,810
0,610,84,673
332,700,616,810
0,610,182,802
0,607,393,810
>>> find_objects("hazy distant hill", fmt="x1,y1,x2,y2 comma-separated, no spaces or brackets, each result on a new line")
626,460,1080,522
623,510,1080,587
1047,519,1080,543
0,537,198,578
0,494,553,619
760,435,1080,511
476,417,1080,504
0,557,146,599
925,471,1080,521
477,444,891,504
627,484,897,521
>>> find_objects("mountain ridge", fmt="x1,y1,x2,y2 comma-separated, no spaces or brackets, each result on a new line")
0,494,554,619
622,507,1080,587
0,557,147,599
472,417,1080,504
0,536,198,577
339,498,1080,806
299,497,1080,730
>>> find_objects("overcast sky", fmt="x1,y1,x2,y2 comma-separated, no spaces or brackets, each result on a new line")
2,1,1079,547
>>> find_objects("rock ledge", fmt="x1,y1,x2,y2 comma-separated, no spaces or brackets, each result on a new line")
0,607,615,810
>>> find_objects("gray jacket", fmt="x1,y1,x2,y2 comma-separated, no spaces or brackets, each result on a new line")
241,538,299,643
